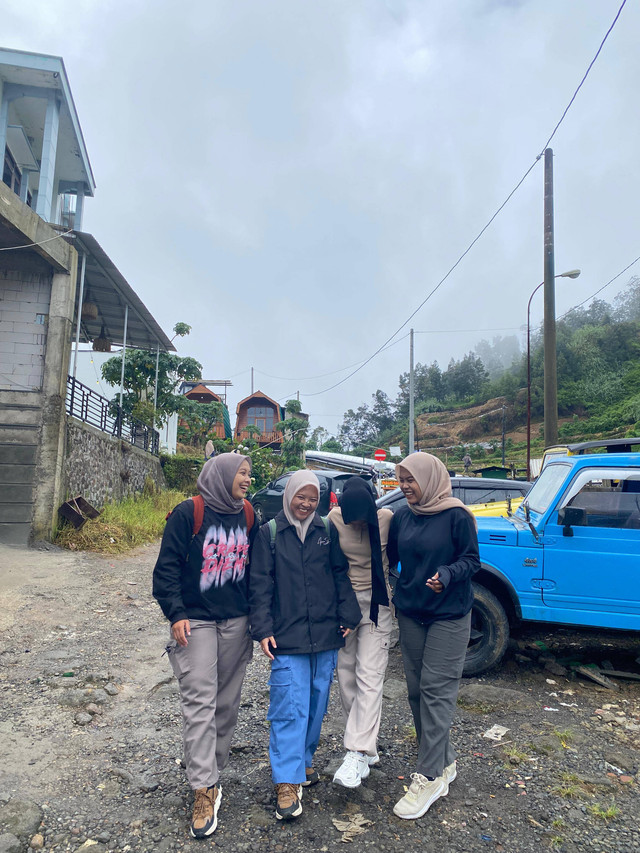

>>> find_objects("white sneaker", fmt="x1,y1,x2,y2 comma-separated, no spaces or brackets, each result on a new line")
442,760,457,794
366,753,380,766
393,773,447,819
333,751,370,789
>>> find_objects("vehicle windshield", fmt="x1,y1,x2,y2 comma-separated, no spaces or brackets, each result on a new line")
519,463,570,515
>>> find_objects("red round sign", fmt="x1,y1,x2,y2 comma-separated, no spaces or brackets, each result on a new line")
374,448,386,461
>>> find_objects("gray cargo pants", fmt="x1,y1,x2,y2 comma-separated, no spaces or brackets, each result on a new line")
397,610,471,779
167,616,252,790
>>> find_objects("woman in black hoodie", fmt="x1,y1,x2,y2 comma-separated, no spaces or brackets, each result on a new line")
388,452,480,821
153,453,255,839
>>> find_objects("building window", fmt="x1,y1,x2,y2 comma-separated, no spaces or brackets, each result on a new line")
3,146,21,197
247,405,275,434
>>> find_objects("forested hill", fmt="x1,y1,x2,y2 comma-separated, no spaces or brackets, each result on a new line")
321,277,640,463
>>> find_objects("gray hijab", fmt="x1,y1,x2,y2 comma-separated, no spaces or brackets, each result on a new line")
196,452,251,514
283,469,320,542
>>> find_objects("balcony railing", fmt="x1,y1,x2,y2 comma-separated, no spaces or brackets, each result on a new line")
66,375,160,455
236,428,282,446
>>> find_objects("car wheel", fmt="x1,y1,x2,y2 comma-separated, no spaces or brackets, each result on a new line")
253,504,265,525
463,583,510,677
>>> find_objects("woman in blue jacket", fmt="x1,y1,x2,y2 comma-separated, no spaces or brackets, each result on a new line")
388,452,480,821
250,469,361,821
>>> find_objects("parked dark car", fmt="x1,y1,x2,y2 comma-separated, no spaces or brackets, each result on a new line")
251,470,377,524
377,476,532,515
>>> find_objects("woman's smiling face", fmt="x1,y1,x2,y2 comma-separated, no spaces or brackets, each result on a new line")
290,485,319,520
398,466,422,505
231,462,252,499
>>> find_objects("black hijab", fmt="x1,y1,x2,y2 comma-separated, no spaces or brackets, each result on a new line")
339,477,389,626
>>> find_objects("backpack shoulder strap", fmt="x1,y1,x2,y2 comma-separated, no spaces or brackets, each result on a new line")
243,499,254,532
268,518,277,554
321,515,330,536
190,494,205,537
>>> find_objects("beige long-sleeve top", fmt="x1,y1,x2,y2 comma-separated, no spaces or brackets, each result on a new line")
328,507,394,591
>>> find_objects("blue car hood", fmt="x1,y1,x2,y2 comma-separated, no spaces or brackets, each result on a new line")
476,515,521,547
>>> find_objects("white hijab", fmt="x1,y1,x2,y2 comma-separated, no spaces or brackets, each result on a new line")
283,470,320,542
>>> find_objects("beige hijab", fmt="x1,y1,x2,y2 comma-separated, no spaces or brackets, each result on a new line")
283,469,321,542
396,453,476,522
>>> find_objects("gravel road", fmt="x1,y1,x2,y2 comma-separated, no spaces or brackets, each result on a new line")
1,542,639,853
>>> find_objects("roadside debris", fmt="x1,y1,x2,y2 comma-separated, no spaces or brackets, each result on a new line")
331,812,372,842
483,725,509,741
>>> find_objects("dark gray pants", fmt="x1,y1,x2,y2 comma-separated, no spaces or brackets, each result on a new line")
397,611,471,778
167,617,252,789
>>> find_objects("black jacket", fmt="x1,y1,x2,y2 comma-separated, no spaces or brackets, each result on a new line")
249,511,361,655
152,499,256,624
387,505,480,625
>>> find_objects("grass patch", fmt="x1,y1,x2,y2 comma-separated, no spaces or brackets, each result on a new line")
551,818,565,829
587,801,619,822
402,725,417,741
457,698,493,714
549,836,564,849
56,490,186,554
551,772,594,801
502,744,529,762
552,728,574,748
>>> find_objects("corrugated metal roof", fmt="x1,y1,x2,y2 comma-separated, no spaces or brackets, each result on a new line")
70,231,174,352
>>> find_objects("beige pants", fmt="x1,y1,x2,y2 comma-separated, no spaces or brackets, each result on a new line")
336,588,392,756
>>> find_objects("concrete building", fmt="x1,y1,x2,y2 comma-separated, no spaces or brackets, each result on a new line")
0,48,173,544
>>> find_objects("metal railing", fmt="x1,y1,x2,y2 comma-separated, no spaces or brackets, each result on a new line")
66,375,160,455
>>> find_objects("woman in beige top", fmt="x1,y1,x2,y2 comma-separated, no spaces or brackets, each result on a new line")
328,476,393,789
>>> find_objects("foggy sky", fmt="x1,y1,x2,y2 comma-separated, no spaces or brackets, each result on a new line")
4,0,639,437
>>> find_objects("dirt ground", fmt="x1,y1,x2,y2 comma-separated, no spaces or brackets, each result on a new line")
1,541,639,853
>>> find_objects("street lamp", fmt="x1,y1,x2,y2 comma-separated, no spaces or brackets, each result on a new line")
527,268,580,480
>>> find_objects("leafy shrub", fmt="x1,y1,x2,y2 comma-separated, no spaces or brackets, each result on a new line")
161,454,204,494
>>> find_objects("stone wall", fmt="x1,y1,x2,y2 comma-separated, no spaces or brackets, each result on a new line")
65,418,165,508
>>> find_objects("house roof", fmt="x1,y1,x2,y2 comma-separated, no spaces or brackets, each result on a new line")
0,47,96,195
185,384,222,403
70,230,174,352
235,389,282,413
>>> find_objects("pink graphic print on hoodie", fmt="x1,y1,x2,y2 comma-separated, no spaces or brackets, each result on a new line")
200,523,249,593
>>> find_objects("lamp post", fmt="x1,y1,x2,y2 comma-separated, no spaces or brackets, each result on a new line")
527,268,580,480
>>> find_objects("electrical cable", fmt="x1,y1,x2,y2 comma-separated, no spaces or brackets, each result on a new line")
295,1,627,400
559,254,640,319
0,229,74,251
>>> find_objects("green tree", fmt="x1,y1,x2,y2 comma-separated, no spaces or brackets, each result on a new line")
101,322,198,426
275,399,308,473
177,399,225,448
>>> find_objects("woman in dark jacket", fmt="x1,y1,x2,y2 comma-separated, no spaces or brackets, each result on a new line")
153,452,255,839
387,452,480,821
250,470,361,821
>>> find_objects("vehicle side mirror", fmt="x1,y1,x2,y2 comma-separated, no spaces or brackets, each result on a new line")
558,505,585,536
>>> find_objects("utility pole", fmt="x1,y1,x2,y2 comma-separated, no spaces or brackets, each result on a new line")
501,404,506,466
409,328,415,454
543,148,557,447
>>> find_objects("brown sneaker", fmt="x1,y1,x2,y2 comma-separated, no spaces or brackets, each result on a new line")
190,785,221,838
275,783,303,820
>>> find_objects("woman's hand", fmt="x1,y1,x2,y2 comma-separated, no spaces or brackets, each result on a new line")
426,572,444,594
340,627,352,638
260,636,277,660
171,619,191,647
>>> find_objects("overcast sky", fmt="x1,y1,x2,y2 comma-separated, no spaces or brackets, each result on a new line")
4,0,639,437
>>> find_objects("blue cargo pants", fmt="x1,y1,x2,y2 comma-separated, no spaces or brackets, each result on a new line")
268,649,339,784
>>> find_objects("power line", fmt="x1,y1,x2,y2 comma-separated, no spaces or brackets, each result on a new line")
259,334,410,384
415,327,521,334
296,2,627,400
559,254,640,319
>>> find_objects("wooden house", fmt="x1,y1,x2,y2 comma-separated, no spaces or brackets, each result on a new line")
181,382,231,439
235,391,284,449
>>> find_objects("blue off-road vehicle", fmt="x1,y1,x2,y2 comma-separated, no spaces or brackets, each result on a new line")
466,438,640,676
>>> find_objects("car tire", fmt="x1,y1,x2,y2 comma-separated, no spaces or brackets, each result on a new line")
253,504,265,525
463,583,510,677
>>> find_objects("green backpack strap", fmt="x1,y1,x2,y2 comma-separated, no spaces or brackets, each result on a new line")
268,518,277,555
321,515,330,536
